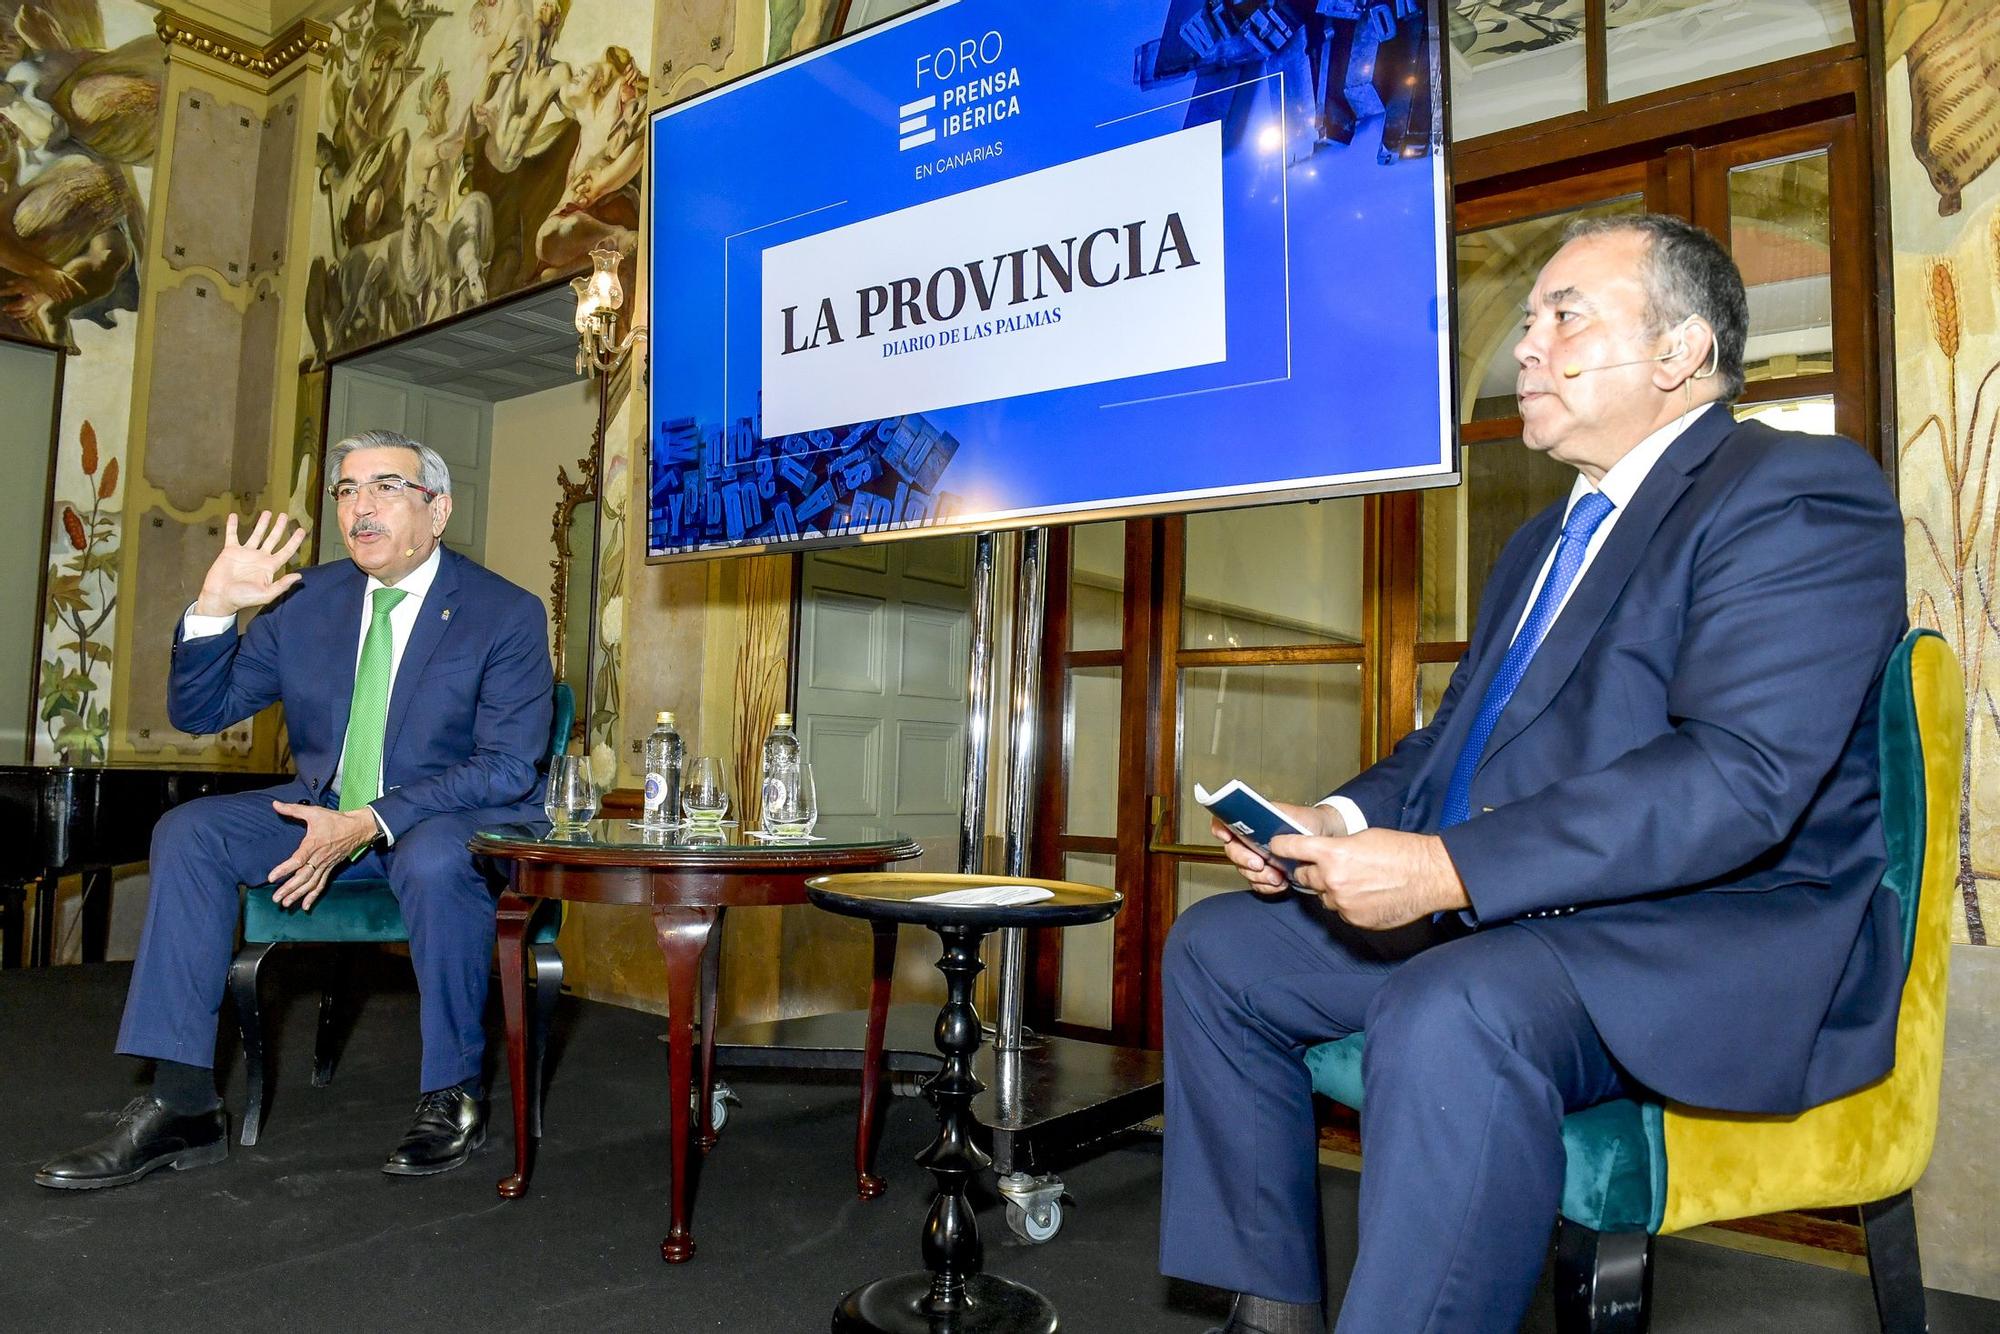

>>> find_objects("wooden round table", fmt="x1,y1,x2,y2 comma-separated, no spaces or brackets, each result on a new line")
472,819,922,1262
806,873,1123,1334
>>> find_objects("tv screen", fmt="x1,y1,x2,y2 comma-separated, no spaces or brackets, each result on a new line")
647,0,1455,560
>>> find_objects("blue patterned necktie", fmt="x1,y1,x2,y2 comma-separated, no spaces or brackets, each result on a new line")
1439,489,1616,829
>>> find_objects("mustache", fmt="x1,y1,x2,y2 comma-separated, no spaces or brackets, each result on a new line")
348,518,389,539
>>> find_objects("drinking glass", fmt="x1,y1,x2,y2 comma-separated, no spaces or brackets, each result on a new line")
681,756,730,825
767,762,817,836
544,754,599,832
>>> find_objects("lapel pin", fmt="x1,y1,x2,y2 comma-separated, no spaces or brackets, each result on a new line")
441,608,452,622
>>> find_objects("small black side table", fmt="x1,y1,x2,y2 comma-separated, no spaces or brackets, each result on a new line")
806,872,1122,1334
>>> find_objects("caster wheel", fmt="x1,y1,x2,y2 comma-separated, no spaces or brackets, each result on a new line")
1005,1197,1063,1243
693,1085,737,1137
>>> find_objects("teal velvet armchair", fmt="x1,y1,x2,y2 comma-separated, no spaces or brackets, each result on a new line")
1303,630,1960,1333
228,684,574,1146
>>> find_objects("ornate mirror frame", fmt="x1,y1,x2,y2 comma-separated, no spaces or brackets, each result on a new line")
548,388,606,750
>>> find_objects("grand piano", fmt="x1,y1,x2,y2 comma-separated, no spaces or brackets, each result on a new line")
0,765,292,969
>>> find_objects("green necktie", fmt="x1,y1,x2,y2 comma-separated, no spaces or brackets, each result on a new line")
340,586,409,812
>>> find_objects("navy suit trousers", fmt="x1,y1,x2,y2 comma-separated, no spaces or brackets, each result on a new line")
115,782,503,1093
1161,891,1629,1333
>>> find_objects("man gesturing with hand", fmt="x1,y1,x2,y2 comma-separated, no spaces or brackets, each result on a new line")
37,430,553,1191
189,511,381,911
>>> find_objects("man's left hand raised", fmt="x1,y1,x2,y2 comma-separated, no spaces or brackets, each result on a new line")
267,803,381,909
1267,828,1471,931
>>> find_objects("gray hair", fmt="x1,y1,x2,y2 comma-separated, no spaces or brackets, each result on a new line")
326,428,452,496
1560,213,1750,401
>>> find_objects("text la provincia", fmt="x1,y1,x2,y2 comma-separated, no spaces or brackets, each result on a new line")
778,212,1200,357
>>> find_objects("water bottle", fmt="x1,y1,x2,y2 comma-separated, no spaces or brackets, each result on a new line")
760,712,802,833
643,711,685,828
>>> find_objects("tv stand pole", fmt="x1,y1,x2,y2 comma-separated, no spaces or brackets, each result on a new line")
958,528,1164,1245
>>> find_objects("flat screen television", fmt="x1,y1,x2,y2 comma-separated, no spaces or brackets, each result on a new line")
646,0,1456,561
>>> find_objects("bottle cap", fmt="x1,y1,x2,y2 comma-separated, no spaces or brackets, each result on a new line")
656,710,675,725
774,712,794,727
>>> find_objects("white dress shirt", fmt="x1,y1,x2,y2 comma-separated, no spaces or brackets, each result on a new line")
1320,403,1718,834
182,545,445,842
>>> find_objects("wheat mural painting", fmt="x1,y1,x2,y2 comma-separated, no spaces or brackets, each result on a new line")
1902,221,2000,944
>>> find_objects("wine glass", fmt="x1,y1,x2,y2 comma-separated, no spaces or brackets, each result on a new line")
681,756,729,826
767,762,817,837
545,754,598,833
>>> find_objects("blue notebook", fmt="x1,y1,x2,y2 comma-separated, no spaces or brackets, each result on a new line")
1194,779,1313,889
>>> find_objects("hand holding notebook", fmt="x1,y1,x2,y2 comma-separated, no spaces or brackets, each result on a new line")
1194,779,1323,892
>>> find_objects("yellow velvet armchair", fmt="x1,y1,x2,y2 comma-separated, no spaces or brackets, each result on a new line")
1305,628,1961,1332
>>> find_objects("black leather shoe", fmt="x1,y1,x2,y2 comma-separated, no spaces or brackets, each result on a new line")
34,1096,228,1190
382,1086,485,1177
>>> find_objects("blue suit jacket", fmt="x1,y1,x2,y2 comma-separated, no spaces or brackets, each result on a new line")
169,548,555,838
1334,410,1907,1114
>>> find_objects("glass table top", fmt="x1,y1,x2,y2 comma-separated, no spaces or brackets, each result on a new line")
471,817,921,858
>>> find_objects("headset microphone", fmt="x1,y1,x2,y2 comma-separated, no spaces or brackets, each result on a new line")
1563,348,1681,379
404,547,416,558
1563,333,1720,381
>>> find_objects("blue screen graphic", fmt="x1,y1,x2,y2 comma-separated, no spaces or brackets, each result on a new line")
647,0,1455,559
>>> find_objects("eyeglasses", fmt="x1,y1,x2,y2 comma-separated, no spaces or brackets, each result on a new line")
328,477,439,505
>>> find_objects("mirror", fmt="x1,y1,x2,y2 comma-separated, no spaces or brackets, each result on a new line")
3,338,63,764
317,283,601,739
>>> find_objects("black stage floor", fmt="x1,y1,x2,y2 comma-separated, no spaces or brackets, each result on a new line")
3,961,1994,1333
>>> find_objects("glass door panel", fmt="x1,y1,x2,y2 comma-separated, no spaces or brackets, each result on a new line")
1063,666,1121,838
1177,663,1365,844
1057,851,1117,1030
1729,150,1834,386
1182,502,1366,649
1069,521,1126,651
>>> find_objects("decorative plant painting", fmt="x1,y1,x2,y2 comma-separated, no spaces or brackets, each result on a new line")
1903,224,2000,947
39,419,117,762
1893,0,2000,944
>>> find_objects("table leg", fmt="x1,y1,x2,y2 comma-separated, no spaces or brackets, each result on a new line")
832,923,1057,1333
654,905,718,1263
30,872,56,967
0,881,25,969
855,918,898,1199
495,892,536,1200
697,906,727,1152
80,868,113,964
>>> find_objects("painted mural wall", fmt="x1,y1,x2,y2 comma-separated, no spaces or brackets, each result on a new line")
9,0,163,762
1888,0,2000,946
649,0,842,106
303,0,651,363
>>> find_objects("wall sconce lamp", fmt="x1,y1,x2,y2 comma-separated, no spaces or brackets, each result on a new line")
572,242,649,376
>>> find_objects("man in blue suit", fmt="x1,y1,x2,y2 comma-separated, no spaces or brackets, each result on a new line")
37,429,553,1188
1162,216,1906,1333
